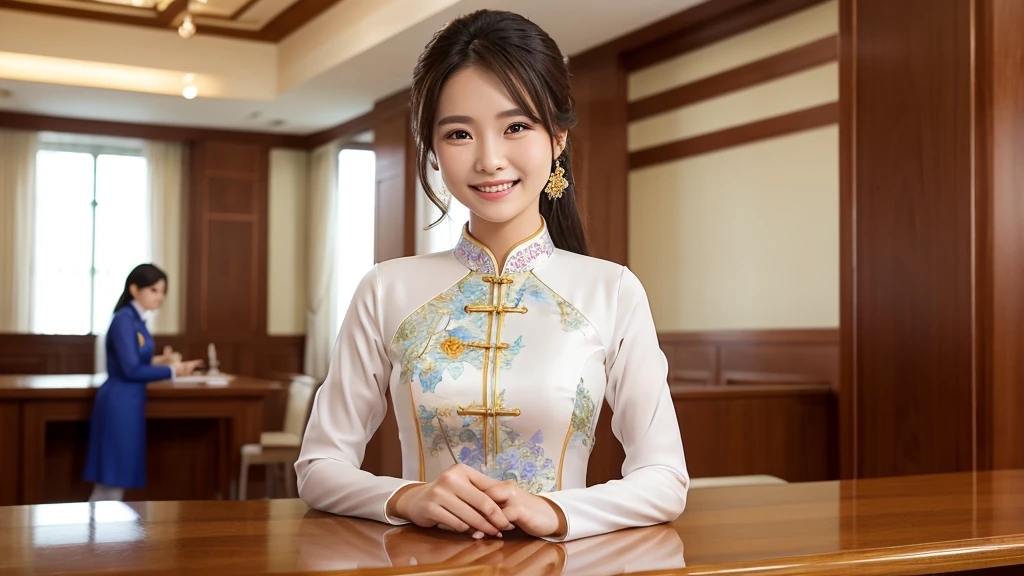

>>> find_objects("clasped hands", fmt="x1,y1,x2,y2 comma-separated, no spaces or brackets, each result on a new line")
386,464,568,540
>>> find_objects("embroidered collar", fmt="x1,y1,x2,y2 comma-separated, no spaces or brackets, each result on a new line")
454,220,555,275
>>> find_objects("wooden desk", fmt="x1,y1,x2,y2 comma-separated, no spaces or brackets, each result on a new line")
0,374,283,506
1,470,1022,575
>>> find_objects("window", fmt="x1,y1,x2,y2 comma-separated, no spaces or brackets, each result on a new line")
32,142,148,335
335,148,376,334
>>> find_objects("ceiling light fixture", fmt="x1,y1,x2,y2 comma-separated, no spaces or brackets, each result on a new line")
178,13,196,39
182,85,198,99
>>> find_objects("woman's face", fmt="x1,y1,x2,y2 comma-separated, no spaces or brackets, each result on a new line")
432,65,565,228
130,279,166,311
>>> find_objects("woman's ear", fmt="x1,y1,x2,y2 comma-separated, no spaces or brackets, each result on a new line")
554,132,569,159
128,284,139,300
429,151,439,171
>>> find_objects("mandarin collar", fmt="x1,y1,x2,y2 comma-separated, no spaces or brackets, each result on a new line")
453,220,555,275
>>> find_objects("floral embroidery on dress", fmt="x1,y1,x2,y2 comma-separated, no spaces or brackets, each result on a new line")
454,224,554,274
419,391,557,494
453,237,496,274
503,231,555,273
569,379,597,450
511,275,589,333
394,275,526,394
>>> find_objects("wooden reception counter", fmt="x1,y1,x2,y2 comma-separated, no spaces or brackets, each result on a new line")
1,470,1023,575
0,374,283,506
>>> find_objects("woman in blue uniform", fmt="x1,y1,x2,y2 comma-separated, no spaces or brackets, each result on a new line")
84,263,202,502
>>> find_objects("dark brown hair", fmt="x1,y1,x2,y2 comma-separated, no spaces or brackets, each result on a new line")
410,9,588,255
114,263,167,314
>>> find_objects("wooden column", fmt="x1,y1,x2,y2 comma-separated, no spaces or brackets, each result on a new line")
185,141,270,375
978,0,1024,472
840,0,1024,478
569,53,629,266
372,89,416,264
364,90,415,478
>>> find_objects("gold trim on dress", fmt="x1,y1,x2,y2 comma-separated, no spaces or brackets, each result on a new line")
409,377,425,482
456,273,528,466
461,219,547,274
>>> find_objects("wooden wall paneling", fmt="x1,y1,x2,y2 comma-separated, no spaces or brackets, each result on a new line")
628,35,838,121
0,335,95,375
372,90,416,263
842,0,975,479
0,112,306,148
660,330,840,389
568,52,629,265
838,0,856,480
186,141,269,376
673,385,834,482
629,103,838,170
982,0,1024,472
364,90,414,475
569,0,762,71
588,330,839,486
0,402,19,505
621,0,831,71
586,402,624,487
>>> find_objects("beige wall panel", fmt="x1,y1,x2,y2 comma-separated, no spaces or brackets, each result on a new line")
267,148,309,335
628,125,838,332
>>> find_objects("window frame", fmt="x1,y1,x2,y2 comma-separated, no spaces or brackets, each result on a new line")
33,141,146,335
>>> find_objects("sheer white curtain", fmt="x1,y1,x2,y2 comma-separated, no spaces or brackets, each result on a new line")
145,140,186,335
414,169,470,255
0,129,37,332
304,141,341,382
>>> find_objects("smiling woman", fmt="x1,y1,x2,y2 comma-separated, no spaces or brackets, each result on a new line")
295,9,689,544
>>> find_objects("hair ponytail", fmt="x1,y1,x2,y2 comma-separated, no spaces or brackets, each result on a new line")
113,263,168,314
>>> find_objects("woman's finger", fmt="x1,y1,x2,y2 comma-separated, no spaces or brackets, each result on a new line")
457,483,514,530
442,494,503,537
431,509,469,534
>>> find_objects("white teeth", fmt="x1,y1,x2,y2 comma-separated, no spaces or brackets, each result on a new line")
476,181,516,193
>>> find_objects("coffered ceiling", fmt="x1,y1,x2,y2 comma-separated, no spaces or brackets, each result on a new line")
0,0,340,41
0,0,709,134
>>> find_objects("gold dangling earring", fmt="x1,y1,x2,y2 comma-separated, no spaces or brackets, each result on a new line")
545,159,568,200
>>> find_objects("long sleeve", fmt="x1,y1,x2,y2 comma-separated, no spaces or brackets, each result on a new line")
108,313,174,383
295,266,416,523
540,267,689,541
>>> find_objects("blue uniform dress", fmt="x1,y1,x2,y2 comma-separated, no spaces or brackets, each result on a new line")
83,303,173,489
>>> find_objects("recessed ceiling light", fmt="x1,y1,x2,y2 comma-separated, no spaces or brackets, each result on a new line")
182,85,198,99
183,73,195,83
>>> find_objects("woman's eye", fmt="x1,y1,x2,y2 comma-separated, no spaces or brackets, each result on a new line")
506,123,529,134
447,130,471,140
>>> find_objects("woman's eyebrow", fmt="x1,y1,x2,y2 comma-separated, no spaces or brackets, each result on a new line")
437,108,530,126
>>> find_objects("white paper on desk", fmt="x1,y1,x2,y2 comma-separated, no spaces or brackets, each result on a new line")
173,376,230,386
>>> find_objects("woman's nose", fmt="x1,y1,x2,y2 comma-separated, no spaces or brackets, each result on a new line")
476,138,507,174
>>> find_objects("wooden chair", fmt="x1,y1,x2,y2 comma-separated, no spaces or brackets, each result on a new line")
238,374,317,499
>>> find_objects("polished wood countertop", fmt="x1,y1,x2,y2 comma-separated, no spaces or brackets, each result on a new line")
0,373,282,399
1,470,1023,575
